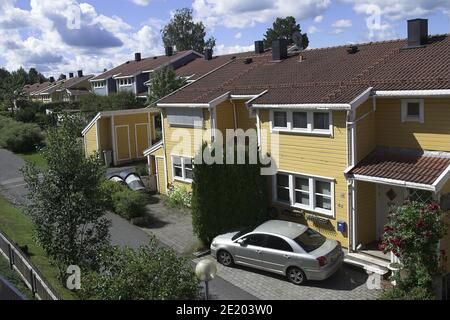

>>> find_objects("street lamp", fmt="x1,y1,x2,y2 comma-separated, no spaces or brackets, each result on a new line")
195,259,218,300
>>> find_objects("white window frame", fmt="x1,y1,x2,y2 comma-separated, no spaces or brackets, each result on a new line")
401,99,424,123
172,155,193,183
270,110,333,136
273,171,335,217
93,80,106,88
117,77,134,87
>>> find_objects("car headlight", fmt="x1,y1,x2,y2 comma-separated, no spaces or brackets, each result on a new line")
211,241,217,247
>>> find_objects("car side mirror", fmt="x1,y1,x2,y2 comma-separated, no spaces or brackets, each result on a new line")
236,239,246,246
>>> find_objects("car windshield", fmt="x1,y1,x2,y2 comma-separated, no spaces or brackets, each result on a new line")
293,228,326,253
231,227,255,241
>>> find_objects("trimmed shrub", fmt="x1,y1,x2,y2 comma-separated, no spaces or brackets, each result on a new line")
100,180,127,211
112,188,148,220
163,185,192,209
0,116,44,153
135,163,149,177
192,143,269,244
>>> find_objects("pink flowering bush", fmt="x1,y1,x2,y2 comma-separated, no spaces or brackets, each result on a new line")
380,201,448,296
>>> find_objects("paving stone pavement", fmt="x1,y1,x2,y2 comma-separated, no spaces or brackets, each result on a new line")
193,256,380,300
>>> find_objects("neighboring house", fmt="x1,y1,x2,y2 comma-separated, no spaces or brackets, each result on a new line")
89,49,202,99
82,108,160,166
146,19,450,274
36,71,93,104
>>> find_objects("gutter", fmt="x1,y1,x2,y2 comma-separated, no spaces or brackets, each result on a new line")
374,89,450,98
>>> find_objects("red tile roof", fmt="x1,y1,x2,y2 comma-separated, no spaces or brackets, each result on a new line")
158,35,450,105
349,148,450,185
91,51,200,81
40,75,94,94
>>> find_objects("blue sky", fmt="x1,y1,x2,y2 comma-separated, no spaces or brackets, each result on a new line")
1,0,449,76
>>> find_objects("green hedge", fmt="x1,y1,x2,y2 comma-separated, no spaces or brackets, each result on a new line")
102,180,148,220
191,144,269,244
0,115,44,153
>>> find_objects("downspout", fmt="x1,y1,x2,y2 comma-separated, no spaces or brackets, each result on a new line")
231,100,238,130
346,109,357,252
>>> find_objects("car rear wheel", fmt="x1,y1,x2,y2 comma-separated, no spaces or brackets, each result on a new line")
287,267,306,285
217,250,234,267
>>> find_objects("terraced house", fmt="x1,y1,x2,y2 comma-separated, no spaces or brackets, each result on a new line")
146,19,450,275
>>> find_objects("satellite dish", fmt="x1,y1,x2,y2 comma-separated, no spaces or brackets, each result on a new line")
292,32,304,51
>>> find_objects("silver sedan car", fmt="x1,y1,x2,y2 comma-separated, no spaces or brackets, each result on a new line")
211,220,343,285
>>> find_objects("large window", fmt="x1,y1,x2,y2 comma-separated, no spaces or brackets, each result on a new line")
270,110,332,135
93,80,106,88
172,156,194,183
401,99,424,123
275,172,334,216
118,77,134,86
166,107,203,128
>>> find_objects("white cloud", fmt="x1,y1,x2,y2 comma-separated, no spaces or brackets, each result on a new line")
193,0,332,28
314,15,324,23
307,26,319,34
0,0,163,77
234,32,242,39
215,43,254,55
332,19,352,28
131,0,152,6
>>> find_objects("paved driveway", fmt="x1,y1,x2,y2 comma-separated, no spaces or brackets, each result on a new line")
0,149,28,206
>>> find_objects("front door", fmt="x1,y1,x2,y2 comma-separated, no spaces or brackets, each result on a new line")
376,185,407,240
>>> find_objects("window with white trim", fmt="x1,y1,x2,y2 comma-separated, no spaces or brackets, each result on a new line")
93,81,106,88
270,110,332,135
275,172,334,216
172,156,194,183
401,99,424,123
118,78,134,86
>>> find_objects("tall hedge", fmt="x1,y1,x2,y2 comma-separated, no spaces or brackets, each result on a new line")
192,144,269,244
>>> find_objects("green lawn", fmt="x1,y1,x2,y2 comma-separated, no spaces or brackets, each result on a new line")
17,152,47,169
0,196,76,300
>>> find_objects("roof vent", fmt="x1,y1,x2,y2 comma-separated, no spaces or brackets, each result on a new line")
77,70,83,77
135,52,142,62
204,48,213,61
244,58,253,64
254,41,264,54
346,45,359,54
272,39,288,61
153,56,158,60
60,74,67,80
407,19,428,48
49,76,55,83
165,46,173,57
69,72,74,78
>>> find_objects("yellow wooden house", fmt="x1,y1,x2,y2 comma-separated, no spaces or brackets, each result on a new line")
82,108,160,166
146,19,450,275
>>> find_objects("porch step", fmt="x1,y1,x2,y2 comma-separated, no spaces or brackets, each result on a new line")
344,253,390,275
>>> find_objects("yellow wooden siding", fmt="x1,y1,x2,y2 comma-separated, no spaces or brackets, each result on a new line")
135,124,150,157
84,122,98,156
156,157,167,194
216,101,235,135
163,108,211,190
375,98,450,151
235,101,256,130
356,181,377,245
148,145,164,157
114,113,151,161
260,110,349,245
98,117,112,152
115,126,130,161
356,101,376,162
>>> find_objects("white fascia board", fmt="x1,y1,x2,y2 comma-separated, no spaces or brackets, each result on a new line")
143,141,164,157
113,74,136,80
157,103,210,108
251,103,351,110
432,165,450,192
209,92,231,107
81,112,101,136
374,89,450,98
90,78,107,82
231,95,258,100
352,174,436,192
350,87,373,110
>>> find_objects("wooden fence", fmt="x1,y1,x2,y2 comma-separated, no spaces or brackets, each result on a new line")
0,230,60,300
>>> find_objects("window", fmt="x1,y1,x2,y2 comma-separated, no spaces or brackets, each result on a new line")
270,110,332,135
244,234,267,247
401,99,424,123
273,111,288,128
172,156,194,182
293,228,326,253
93,81,106,88
274,172,334,216
265,235,293,252
293,112,307,129
313,112,330,130
276,174,290,203
118,78,134,86
167,107,203,128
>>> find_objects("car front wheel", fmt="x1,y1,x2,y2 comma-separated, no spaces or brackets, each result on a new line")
217,250,234,267
287,267,306,285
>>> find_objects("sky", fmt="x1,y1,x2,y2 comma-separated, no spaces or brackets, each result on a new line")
1,0,449,77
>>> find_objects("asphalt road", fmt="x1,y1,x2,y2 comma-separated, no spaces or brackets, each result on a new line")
0,148,256,300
